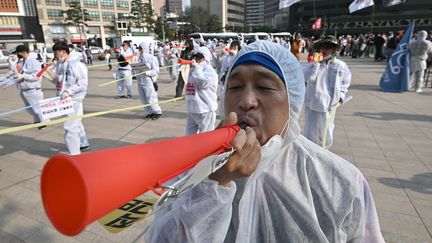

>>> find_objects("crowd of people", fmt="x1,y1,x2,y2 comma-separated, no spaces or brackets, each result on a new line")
1,28,431,241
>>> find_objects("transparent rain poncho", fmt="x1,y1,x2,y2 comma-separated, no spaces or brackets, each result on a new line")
143,41,384,242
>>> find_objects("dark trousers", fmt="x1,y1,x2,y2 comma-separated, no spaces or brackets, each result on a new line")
175,73,185,97
375,47,383,61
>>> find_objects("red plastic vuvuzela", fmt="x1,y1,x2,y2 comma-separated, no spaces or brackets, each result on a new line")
41,125,239,236
177,58,193,65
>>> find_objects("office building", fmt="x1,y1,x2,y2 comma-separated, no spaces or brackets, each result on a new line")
191,0,244,32
35,0,154,47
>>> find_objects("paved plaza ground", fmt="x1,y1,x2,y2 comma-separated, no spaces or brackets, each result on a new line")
0,57,431,242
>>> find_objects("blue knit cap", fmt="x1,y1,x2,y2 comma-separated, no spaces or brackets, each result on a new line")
231,51,285,85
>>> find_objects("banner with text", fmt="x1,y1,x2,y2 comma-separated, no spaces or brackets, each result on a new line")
40,97,75,120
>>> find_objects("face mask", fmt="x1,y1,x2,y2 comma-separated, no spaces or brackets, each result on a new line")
260,119,289,163
231,50,238,55
58,57,66,63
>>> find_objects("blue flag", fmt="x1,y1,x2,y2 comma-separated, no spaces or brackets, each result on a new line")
379,22,415,92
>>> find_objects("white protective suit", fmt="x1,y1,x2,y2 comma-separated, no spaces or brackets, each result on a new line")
409,30,432,91
185,47,218,135
69,49,81,62
5,53,46,123
303,58,351,148
218,51,238,116
134,42,162,116
117,47,134,97
56,59,89,155
143,41,383,242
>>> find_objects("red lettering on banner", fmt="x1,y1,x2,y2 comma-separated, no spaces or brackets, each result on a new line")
186,83,196,95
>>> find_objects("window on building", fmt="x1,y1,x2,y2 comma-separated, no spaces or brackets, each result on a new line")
88,11,100,21
64,0,80,4
117,0,129,10
228,1,244,8
83,0,98,8
102,12,115,21
47,9,63,20
100,0,114,9
117,13,129,20
46,0,62,6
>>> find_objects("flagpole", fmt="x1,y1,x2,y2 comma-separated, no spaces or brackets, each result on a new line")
370,2,375,33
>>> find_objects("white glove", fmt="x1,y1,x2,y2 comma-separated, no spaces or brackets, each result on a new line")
61,91,70,100
145,71,152,76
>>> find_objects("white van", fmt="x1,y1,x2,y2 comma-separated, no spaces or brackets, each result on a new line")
190,33,240,43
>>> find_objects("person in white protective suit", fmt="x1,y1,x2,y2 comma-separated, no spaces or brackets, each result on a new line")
4,45,48,129
303,35,351,149
218,41,241,116
116,40,134,98
409,30,432,93
68,44,80,62
134,42,162,120
143,41,384,242
53,42,90,155
185,47,218,135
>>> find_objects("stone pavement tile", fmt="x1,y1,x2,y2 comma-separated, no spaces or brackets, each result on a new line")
5,154,46,172
394,170,432,187
71,230,116,243
84,221,136,243
373,193,417,217
15,179,39,194
358,167,397,180
350,147,386,160
381,148,420,161
0,207,43,241
0,173,24,191
0,230,23,243
410,148,432,163
2,163,40,179
378,210,431,241
399,180,432,201
388,159,429,174
423,218,432,239
411,198,432,220
25,226,82,243
354,156,393,172
382,231,432,243
344,131,375,141
367,181,407,198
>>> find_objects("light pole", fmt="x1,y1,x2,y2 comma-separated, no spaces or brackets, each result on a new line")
80,8,88,47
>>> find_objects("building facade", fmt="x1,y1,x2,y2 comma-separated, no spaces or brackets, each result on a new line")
288,0,432,36
191,0,244,32
35,0,154,47
245,0,264,31
263,0,290,31
0,0,44,50
166,0,183,15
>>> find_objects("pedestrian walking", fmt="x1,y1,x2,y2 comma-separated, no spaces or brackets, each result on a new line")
175,39,195,97
133,42,162,120
53,41,90,154
303,35,352,149
116,41,134,98
409,30,432,93
185,47,218,135
5,45,48,129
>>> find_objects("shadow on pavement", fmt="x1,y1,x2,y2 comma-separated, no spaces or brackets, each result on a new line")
353,112,432,122
379,173,432,195
145,136,176,143
349,84,381,91
0,133,133,158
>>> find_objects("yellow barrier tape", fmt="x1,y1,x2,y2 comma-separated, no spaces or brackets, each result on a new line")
96,64,175,88
322,102,341,149
0,97,184,136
